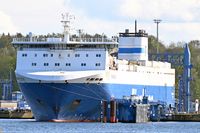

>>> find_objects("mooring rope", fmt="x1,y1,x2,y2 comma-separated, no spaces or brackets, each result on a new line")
42,84,107,101
69,83,103,100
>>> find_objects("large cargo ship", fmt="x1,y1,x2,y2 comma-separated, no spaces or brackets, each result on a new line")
12,14,175,121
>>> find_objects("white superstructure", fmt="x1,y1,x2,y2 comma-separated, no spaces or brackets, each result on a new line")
16,49,109,72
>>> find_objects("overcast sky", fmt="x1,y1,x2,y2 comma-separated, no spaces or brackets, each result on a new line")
1,0,200,45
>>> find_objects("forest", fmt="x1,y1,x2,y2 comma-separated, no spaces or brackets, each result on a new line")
0,33,200,101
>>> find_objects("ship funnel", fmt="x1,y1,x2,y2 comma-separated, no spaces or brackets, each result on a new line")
118,29,148,61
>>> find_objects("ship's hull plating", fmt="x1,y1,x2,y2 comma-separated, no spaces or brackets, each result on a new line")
19,83,174,121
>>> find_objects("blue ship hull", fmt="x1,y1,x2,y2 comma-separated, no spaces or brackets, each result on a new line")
19,83,174,121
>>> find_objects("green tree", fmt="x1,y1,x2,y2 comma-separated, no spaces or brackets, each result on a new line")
148,35,166,53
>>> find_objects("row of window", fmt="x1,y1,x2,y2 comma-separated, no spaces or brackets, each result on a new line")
23,53,102,58
31,63,101,67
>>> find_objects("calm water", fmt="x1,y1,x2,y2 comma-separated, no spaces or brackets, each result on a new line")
0,119,200,133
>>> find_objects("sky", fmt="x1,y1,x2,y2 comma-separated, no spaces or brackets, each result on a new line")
1,0,200,45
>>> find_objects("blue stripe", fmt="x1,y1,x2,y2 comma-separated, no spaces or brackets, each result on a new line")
119,48,144,53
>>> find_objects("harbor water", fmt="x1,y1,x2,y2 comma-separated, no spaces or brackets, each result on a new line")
0,119,200,133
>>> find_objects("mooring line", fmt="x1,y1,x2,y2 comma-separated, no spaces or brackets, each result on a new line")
42,84,107,101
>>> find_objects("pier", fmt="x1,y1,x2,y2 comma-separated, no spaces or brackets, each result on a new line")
0,110,33,119
161,113,200,122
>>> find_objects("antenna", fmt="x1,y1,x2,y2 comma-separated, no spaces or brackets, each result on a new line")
61,13,75,42
77,29,84,41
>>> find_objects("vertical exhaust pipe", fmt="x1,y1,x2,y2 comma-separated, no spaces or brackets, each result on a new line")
135,20,137,33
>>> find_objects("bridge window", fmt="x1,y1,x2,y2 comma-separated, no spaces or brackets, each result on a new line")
67,54,70,57
86,54,89,57
81,63,86,66
22,53,27,57
44,63,49,66
75,54,80,57
43,54,48,57
66,63,71,66
55,63,60,66
96,54,101,57
34,54,37,57
95,63,101,66
51,54,53,57
32,63,37,66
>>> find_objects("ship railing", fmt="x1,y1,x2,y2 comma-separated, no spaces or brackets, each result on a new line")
70,37,117,43
13,38,48,42
13,37,118,43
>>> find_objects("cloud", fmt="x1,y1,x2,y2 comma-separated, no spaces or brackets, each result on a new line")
1,0,200,45
120,0,200,22
0,11,19,33
66,0,200,45
73,17,128,36
118,0,200,44
68,0,121,21
160,22,200,44
0,0,67,34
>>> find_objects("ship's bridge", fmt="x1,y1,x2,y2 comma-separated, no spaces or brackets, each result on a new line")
12,36,118,50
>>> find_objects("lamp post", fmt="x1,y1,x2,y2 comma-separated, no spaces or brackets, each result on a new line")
153,19,162,54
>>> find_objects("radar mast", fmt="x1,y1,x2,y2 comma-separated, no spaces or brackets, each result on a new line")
61,13,75,42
